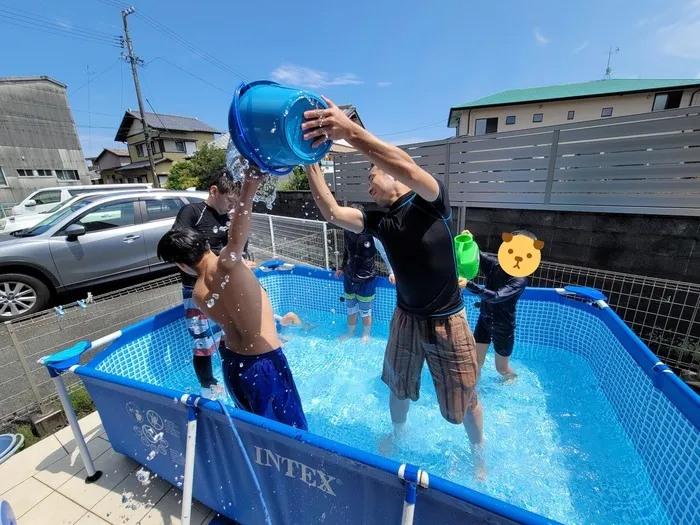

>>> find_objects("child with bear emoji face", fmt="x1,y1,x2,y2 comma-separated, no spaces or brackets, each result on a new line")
460,230,544,379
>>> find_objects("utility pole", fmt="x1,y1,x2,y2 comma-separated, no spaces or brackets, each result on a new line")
121,7,159,187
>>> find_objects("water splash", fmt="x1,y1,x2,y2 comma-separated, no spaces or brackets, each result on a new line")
226,140,279,210
136,468,151,486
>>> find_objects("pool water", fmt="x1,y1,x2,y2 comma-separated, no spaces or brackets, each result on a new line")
214,308,671,525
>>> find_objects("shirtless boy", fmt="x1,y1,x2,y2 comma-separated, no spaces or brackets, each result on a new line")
157,167,307,430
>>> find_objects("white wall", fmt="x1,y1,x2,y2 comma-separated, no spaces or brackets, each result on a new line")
456,88,700,136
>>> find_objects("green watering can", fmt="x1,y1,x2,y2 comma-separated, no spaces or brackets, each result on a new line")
455,231,480,280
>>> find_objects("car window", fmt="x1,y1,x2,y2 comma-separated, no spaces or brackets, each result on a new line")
75,201,136,233
21,196,104,237
32,190,61,205
144,198,184,222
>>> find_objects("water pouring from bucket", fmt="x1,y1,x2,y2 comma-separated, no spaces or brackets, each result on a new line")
226,80,333,208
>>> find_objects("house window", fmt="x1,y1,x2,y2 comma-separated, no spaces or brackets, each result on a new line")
36,169,53,177
652,91,683,111
136,144,146,157
601,107,613,117
174,140,186,153
567,110,575,120
17,169,34,177
533,113,543,123
474,117,498,136
505,115,516,125
56,169,79,181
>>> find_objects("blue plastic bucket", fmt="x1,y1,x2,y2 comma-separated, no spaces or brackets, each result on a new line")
228,80,333,175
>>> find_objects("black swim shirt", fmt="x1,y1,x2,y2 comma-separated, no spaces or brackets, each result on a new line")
363,180,462,317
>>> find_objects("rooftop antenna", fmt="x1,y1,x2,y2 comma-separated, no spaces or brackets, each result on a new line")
604,46,620,79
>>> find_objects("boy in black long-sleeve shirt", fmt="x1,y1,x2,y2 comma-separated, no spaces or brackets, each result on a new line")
460,231,535,379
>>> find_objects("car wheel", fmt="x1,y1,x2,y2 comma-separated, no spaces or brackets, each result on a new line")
0,274,51,320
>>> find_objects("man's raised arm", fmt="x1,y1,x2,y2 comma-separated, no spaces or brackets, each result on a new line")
302,98,440,202
222,163,262,265
305,162,364,233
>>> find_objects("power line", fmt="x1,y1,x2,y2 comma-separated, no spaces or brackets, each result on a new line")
0,17,121,47
0,3,120,40
146,57,231,95
68,58,122,96
93,0,251,81
377,119,447,137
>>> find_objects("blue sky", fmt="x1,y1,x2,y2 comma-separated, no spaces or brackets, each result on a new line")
2,0,699,157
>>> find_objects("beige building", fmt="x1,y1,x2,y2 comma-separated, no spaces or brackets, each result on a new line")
107,111,221,186
448,79,700,136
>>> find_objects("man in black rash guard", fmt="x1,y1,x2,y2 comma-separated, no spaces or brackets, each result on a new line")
301,97,485,478
174,169,254,397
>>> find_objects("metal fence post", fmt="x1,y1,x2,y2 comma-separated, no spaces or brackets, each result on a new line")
333,228,339,269
322,222,330,270
268,215,276,257
6,322,48,413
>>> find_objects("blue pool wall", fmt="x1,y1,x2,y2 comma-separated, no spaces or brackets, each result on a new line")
75,265,699,525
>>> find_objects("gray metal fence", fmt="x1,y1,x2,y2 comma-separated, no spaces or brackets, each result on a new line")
2,213,698,430
333,107,700,216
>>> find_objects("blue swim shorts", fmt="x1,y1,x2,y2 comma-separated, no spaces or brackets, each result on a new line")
220,344,308,431
343,275,376,318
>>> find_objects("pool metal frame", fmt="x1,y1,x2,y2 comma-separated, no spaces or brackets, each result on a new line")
40,263,700,525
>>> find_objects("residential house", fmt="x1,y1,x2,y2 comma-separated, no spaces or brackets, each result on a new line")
111,111,221,186
91,148,131,184
0,76,91,203
448,79,700,136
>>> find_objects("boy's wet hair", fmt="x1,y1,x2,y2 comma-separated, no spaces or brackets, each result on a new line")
157,227,210,266
511,230,537,240
208,168,242,195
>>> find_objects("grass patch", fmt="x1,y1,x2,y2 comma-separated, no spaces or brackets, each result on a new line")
10,423,40,451
69,386,95,419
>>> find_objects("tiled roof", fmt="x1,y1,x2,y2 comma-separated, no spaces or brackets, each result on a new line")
115,111,221,141
115,158,170,171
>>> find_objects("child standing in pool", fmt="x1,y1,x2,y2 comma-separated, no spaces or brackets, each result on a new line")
335,204,395,342
157,164,307,431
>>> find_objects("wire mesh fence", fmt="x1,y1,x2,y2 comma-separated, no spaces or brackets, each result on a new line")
1,212,698,430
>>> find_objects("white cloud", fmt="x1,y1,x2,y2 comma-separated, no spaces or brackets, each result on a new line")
377,81,393,87
573,40,590,53
270,65,363,89
657,1,700,59
534,28,550,46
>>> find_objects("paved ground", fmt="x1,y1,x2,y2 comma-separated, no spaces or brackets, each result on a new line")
0,412,219,524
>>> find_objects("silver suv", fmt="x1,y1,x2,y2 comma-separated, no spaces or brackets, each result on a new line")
0,190,207,319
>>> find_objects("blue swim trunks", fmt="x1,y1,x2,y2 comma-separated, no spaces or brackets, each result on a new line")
343,275,377,318
220,343,308,431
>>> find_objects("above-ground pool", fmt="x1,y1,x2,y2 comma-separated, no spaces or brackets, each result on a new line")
47,264,699,525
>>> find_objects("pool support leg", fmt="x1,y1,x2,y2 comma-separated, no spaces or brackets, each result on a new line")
51,375,102,483
180,395,200,525
398,464,429,525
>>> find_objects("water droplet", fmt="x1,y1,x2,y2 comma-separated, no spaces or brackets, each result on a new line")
207,298,216,308
212,293,219,300
239,362,244,368
224,275,230,282
364,241,371,248
146,450,156,461
244,210,248,215
213,226,219,233
136,468,151,486
330,215,335,221
331,308,336,314
221,281,227,289
270,125,277,133
226,220,231,226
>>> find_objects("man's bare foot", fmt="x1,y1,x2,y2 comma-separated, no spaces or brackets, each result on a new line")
361,334,370,343
377,433,395,456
